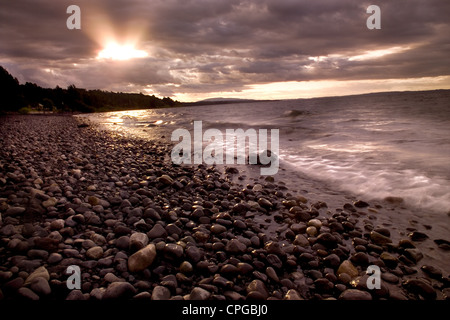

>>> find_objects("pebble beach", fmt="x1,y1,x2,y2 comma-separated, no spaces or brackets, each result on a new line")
0,114,449,301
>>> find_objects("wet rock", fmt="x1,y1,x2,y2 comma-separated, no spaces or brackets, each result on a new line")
408,231,429,242
403,279,436,300
211,224,227,234
283,289,303,300
266,254,283,269
350,252,369,266
337,260,359,278
380,252,398,268
316,232,337,248
370,231,392,245
246,279,269,300
354,200,369,208
103,282,137,300
225,239,246,254
323,253,341,268
158,175,174,186
164,243,184,259
434,239,450,250
180,261,193,274
404,248,423,263
128,244,157,272
421,265,442,280
293,234,309,247
185,246,204,263
339,289,372,300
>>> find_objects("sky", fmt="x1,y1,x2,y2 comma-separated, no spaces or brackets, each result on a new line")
1,0,449,102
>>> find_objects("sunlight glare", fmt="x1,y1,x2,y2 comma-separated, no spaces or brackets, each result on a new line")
97,42,148,61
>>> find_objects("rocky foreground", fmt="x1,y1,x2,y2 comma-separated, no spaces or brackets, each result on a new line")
0,115,449,301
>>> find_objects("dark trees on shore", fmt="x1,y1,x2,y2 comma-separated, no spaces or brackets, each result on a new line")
0,66,179,113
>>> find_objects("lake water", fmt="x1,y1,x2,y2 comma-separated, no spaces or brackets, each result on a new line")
81,90,450,215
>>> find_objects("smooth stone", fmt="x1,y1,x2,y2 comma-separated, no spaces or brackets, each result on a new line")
151,286,171,300
164,243,184,259
211,224,227,234
5,207,26,216
180,261,193,274
337,260,359,278
50,219,65,230
103,282,137,300
128,244,157,272
404,248,423,263
403,279,436,300
306,226,317,236
293,234,309,247
185,246,204,263
42,197,57,208
339,289,372,300
158,175,174,185
420,265,443,279
283,289,303,300
370,231,392,245
225,239,247,254
24,266,49,285
129,232,149,251
246,280,269,299
189,287,211,300
380,252,398,268
86,246,104,260
30,277,51,296
17,287,40,300
323,253,341,268
147,224,167,239
66,290,88,300
316,232,337,248
408,231,429,242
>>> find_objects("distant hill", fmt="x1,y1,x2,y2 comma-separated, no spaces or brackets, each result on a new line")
182,97,274,107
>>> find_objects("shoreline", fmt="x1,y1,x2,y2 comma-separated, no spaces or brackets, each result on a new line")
0,114,449,300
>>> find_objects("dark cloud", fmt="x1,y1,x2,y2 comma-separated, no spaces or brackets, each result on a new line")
0,0,449,99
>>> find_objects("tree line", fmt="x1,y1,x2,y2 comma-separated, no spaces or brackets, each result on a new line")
0,65,179,114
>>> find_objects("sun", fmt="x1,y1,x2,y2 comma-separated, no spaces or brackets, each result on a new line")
97,42,148,61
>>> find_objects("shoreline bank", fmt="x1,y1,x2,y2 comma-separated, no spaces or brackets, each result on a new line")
0,115,448,300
